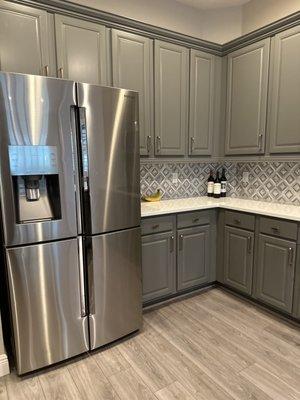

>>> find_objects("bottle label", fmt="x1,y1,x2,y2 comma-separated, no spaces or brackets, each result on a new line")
214,183,221,195
207,182,214,194
221,181,227,193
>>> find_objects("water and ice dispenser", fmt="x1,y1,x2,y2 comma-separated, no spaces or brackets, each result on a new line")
8,145,62,223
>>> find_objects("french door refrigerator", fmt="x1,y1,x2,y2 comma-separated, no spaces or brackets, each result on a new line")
0,72,142,375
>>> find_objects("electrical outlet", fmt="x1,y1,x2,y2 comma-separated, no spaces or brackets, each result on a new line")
242,172,249,183
172,173,178,184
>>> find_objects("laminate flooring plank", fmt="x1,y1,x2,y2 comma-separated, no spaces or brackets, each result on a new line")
155,381,195,400
92,346,131,378
39,368,82,400
5,373,45,400
0,378,7,400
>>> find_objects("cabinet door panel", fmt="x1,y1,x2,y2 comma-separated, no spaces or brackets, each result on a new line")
189,50,215,156
269,26,300,153
177,225,210,291
155,40,188,156
224,226,254,294
55,14,107,84
292,244,300,319
142,232,175,303
255,234,296,313
112,30,153,156
0,1,50,75
225,39,270,155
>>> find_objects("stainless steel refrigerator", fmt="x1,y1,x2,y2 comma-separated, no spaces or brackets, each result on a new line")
0,72,142,375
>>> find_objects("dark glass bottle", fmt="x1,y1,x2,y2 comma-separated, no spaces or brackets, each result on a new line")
213,171,221,198
221,168,227,197
207,170,214,197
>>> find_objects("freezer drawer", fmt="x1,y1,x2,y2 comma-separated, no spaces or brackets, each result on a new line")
88,227,142,350
6,238,89,374
77,84,140,235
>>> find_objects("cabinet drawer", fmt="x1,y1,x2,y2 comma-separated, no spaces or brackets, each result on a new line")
141,215,174,235
259,217,297,241
225,211,255,231
177,210,211,229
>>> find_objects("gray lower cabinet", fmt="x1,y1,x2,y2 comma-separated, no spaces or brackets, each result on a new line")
141,232,176,303
0,1,52,76
293,244,300,319
111,29,153,156
189,50,215,156
268,26,300,154
154,40,188,156
177,225,210,291
254,234,296,313
223,226,254,295
225,39,270,155
54,14,108,84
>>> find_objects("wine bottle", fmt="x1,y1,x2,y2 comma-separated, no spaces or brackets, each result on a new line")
207,170,214,197
220,167,227,197
213,171,221,198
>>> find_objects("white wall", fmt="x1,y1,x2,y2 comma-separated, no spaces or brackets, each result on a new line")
70,0,242,43
242,0,300,35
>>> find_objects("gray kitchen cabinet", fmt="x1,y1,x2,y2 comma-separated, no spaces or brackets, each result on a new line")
177,225,210,291
268,26,300,154
0,1,52,76
54,14,108,84
293,243,300,319
225,39,270,155
255,234,296,313
189,50,215,156
154,40,188,156
223,226,254,295
112,30,153,156
142,232,176,303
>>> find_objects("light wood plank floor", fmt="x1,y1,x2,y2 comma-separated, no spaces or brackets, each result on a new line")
0,288,299,400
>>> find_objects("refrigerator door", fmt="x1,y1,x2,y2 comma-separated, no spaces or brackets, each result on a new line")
6,238,89,374
0,72,78,246
88,227,142,350
77,84,140,235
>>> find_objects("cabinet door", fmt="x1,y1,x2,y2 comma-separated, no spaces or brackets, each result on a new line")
255,234,296,313
142,232,176,303
189,50,215,156
154,40,188,156
0,1,51,75
112,30,153,156
269,26,300,153
224,226,254,294
225,39,270,155
177,225,210,291
293,245,300,319
54,14,107,84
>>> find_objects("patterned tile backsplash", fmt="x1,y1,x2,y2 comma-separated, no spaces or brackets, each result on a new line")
140,161,300,206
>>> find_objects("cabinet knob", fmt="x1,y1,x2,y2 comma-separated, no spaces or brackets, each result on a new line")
147,136,152,153
43,65,49,76
170,235,174,252
152,224,159,230
179,234,184,251
190,137,195,153
288,247,294,266
234,219,241,225
156,136,161,153
271,226,280,234
58,67,64,78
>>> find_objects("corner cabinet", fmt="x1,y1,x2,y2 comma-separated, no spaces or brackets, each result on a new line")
54,14,108,84
154,40,188,156
111,30,153,156
225,39,270,155
268,26,300,154
189,50,215,156
0,1,52,76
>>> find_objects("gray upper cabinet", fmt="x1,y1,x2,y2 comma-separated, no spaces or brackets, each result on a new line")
54,14,108,84
154,40,188,156
142,231,176,303
0,1,52,76
189,50,215,156
177,225,210,291
255,234,296,313
225,39,270,155
112,30,153,156
224,226,254,294
268,26,300,154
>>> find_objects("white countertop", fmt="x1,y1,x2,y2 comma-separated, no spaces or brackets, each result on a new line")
141,197,300,222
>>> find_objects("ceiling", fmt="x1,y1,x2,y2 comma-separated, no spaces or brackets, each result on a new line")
175,0,250,10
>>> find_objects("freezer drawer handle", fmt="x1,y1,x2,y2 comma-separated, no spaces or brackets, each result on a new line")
79,107,90,192
78,238,87,317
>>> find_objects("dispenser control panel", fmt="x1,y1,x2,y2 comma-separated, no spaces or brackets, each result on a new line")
8,146,58,176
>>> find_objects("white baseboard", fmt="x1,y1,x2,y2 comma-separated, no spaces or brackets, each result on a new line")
0,354,9,377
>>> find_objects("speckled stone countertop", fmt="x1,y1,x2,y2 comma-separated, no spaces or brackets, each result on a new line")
141,197,300,222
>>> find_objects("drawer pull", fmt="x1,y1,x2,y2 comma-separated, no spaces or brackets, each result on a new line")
152,224,159,229
288,247,294,266
170,235,174,252
179,234,184,251
271,226,280,234
192,218,200,223
247,236,252,254
234,219,241,224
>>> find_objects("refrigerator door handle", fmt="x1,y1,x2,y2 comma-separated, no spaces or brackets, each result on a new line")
78,107,90,193
78,237,87,317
